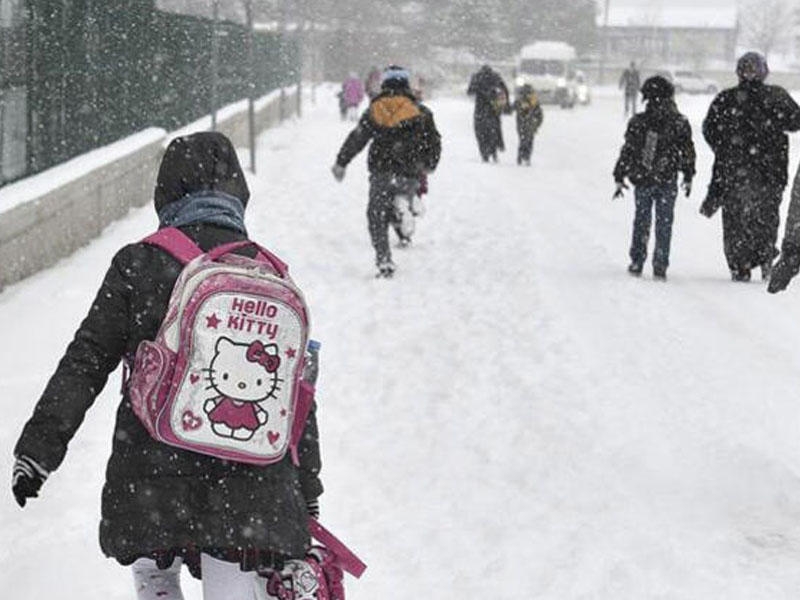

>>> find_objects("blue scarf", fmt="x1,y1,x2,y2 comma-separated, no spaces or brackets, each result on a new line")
157,191,247,235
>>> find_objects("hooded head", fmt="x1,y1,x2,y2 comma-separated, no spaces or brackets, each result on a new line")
154,131,250,213
737,52,769,83
519,83,534,96
640,75,675,104
381,65,411,91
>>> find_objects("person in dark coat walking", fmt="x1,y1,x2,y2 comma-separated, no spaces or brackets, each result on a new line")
768,161,800,293
513,83,544,166
468,64,510,162
332,65,442,278
701,52,800,282
12,132,323,598
619,61,641,116
613,75,696,280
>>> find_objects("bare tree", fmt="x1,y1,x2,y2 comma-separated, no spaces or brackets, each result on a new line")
740,0,795,60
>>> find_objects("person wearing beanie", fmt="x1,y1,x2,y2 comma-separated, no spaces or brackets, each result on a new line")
702,51,800,282
612,75,696,281
12,131,323,597
467,64,510,162
332,65,442,278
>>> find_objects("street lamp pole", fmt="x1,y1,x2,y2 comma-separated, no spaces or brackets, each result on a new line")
599,0,611,85
245,0,256,174
211,0,219,130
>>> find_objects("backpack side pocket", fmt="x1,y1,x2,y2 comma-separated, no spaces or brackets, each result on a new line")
129,340,176,440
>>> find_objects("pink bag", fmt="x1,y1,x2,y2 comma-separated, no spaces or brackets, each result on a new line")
263,519,366,600
127,228,314,466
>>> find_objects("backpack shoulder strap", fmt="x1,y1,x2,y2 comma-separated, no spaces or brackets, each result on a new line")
142,227,203,265
309,518,367,577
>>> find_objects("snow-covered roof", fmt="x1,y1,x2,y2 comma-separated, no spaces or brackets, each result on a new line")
599,6,738,30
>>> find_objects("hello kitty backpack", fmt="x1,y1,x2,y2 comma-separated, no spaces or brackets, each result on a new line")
127,227,314,466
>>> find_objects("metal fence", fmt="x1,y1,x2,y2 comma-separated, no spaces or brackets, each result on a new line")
0,0,298,186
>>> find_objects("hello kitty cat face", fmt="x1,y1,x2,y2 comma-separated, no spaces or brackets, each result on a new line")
206,337,281,402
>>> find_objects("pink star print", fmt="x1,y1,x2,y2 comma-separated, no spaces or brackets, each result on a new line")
206,313,221,329
285,347,297,359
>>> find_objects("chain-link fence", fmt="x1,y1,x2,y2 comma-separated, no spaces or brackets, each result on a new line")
0,0,298,187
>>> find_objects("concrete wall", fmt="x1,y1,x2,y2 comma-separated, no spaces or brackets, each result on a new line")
0,87,299,290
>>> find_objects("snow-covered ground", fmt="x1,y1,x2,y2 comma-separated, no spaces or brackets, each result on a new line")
6,87,800,599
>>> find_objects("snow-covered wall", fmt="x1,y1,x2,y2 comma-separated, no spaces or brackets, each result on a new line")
0,87,298,290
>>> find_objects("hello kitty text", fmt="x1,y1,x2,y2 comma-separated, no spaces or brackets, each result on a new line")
225,297,281,339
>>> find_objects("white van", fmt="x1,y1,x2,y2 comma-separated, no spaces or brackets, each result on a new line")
515,41,578,108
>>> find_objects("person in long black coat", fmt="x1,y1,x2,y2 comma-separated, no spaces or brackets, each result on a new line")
768,162,800,292
701,52,800,281
12,132,323,591
468,64,509,162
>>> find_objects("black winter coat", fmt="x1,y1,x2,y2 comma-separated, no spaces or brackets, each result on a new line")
613,100,696,187
335,89,441,178
513,93,543,135
703,81,800,200
468,67,509,117
15,133,322,578
468,67,509,154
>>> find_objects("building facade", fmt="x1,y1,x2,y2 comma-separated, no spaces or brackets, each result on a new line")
598,6,739,70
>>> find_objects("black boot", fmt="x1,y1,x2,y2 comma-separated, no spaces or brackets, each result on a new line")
760,261,772,281
628,262,643,277
731,268,751,282
376,260,396,279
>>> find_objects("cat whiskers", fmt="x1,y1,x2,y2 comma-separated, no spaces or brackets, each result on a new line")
264,385,283,400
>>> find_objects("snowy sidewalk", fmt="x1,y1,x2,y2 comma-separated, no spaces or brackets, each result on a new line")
5,91,800,598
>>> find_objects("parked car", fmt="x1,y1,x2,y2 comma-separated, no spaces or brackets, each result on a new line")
575,70,591,105
657,69,719,94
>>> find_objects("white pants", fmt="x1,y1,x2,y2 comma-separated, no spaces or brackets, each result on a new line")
132,554,269,600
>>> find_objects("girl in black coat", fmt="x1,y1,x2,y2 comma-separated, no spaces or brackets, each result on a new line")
12,132,323,598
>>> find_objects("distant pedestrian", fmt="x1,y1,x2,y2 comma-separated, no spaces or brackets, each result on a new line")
513,84,543,166
341,73,365,120
701,52,800,282
467,64,510,162
619,61,641,117
613,75,695,281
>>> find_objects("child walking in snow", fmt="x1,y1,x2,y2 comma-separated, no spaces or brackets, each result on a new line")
513,84,543,166
12,132,323,599
332,65,441,278
612,75,695,281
